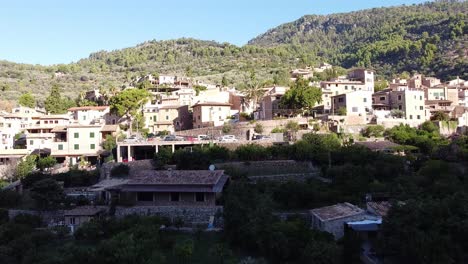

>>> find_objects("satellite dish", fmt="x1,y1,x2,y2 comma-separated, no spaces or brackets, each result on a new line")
208,164,215,171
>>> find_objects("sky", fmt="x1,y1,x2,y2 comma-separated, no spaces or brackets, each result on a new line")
0,0,429,65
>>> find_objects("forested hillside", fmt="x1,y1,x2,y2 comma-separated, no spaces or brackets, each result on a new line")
250,0,467,79
0,1,466,107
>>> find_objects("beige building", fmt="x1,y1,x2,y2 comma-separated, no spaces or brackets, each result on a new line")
425,86,459,105
143,105,191,133
25,115,70,153
68,106,119,125
320,69,374,112
51,124,105,164
390,89,427,121
64,206,105,228
331,91,373,124
192,102,232,128
258,86,289,120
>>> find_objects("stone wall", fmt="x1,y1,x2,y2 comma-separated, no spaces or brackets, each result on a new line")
101,159,154,179
175,118,310,140
8,209,65,225
114,206,223,227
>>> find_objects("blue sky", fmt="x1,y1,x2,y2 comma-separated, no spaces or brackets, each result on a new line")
0,0,428,65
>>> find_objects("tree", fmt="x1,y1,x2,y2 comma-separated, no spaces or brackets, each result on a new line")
285,121,300,141
15,155,37,179
109,88,150,133
361,125,385,138
18,92,35,108
102,135,116,152
280,77,322,116
221,75,229,87
44,84,76,114
337,107,347,116
222,123,232,134
254,123,264,134
36,156,57,171
240,70,265,111
430,111,449,121
390,109,405,118
30,178,64,209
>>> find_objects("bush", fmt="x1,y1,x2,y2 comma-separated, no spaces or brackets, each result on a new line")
235,144,268,161
271,127,286,133
0,208,8,225
110,164,130,177
361,125,385,138
254,123,264,134
337,107,347,116
13,214,42,228
0,190,21,208
222,123,232,134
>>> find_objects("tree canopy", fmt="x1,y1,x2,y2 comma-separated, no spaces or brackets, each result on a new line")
18,92,35,108
280,77,322,115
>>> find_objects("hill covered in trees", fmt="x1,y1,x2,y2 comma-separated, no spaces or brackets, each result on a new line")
0,1,466,107
249,0,467,79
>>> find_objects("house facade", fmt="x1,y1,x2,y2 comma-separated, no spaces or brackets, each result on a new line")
192,102,232,128
310,203,366,239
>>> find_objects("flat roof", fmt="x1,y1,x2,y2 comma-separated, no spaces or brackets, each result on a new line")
128,170,225,185
355,141,401,151
68,106,109,111
311,203,364,222
64,206,105,216
192,102,232,107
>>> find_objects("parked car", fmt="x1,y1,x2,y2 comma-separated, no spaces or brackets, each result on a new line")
123,135,140,143
197,135,209,141
163,135,184,141
219,135,238,142
252,135,271,141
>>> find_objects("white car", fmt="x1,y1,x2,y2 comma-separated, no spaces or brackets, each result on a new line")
219,135,237,142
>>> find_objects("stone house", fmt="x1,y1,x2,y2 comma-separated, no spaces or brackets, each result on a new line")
107,170,228,207
310,202,366,239
64,206,105,227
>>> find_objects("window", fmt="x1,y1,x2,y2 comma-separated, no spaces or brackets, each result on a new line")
409,115,413,119
165,109,169,112
90,132,95,138
417,115,421,120
83,116,86,121
74,132,79,138
363,98,367,102
198,115,200,120
420,106,424,110
398,95,402,100
338,98,344,103
166,115,169,120
55,120,58,124
195,193,205,202
380,97,385,101
137,192,153,202
30,140,33,145
218,107,221,111
345,86,348,90
90,144,95,150
58,144,63,150
74,144,79,150
44,121,48,124
69,217,75,225
170,192,180,202
352,107,358,113
420,96,423,100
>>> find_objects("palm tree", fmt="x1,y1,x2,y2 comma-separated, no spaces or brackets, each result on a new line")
240,71,265,111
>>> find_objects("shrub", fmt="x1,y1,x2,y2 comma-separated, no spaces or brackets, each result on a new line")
222,123,232,134
13,214,42,228
361,125,385,138
0,190,21,208
337,107,347,116
271,127,285,133
390,109,405,118
235,144,268,161
110,164,130,177
254,123,264,134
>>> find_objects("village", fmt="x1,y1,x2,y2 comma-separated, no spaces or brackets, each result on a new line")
0,63,467,263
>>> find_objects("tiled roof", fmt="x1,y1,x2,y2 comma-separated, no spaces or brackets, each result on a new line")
367,201,392,217
355,141,401,151
127,170,225,185
311,203,364,221
192,102,232,107
101,125,119,132
68,106,109,111
64,206,105,216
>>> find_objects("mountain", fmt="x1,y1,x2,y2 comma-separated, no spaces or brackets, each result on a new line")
249,0,467,79
0,1,466,107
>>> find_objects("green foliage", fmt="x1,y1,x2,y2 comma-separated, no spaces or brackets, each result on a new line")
254,123,264,134
271,127,285,133
280,77,322,114
110,164,130,178
430,110,450,121
222,123,232,134
193,85,207,96
102,134,117,152
36,156,57,171
44,84,76,114
390,109,404,118
109,88,150,118
29,178,64,209
361,125,385,138
14,155,37,179
18,92,35,108
153,147,173,169
0,190,21,208
336,107,347,116
385,124,446,154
